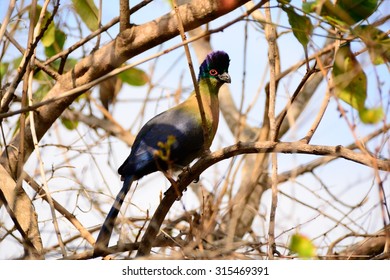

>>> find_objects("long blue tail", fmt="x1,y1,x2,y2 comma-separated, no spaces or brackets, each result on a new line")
94,176,134,256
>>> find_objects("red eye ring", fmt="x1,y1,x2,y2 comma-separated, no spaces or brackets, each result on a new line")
209,69,218,76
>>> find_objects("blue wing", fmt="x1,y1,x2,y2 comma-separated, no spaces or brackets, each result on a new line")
118,108,204,179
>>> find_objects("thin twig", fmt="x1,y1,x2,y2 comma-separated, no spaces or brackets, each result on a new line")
274,64,318,139
23,172,96,246
264,1,279,259
0,0,60,113
27,0,67,257
0,0,16,44
172,0,209,150
43,0,153,66
301,52,332,143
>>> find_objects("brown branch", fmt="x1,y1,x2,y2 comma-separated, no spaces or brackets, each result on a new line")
119,0,131,32
274,65,318,140
264,1,279,259
173,0,209,151
327,225,390,259
62,110,135,146
135,140,389,257
0,0,59,113
23,172,96,246
43,0,154,66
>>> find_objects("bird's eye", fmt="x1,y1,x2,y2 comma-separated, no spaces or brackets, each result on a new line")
209,69,218,76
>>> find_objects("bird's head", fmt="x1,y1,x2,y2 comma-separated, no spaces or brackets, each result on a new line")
198,51,231,84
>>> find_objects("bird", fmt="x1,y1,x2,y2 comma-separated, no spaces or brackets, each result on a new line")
94,50,231,255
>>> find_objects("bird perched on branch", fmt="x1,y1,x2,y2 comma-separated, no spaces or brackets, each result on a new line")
94,51,231,255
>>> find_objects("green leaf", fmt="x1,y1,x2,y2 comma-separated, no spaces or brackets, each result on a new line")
359,107,384,124
44,28,66,57
303,0,377,28
118,67,149,86
332,43,367,110
72,0,99,31
289,233,316,258
61,116,79,130
283,6,313,47
0,62,9,78
302,0,335,17
336,0,377,24
302,1,316,14
354,25,390,65
41,21,56,47
332,43,383,124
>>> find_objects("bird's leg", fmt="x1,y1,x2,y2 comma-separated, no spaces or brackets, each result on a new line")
177,164,200,184
161,168,184,201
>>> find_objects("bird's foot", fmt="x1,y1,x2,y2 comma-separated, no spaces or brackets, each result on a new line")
201,149,212,157
178,165,200,183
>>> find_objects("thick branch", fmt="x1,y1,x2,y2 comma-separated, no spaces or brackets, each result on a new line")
327,225,390,259
136,141,389,256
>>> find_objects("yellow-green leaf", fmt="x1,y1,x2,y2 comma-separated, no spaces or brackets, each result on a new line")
44,28,66,57
332,43,367,110
289,233,316,258
72,0,99,31
118,67,149,86
41,21,56,47
336,0,377,24
303,0,377,28
354,25,390,65
333,43,383,124
282,6,313,47
0,62,9,78
359,107,384,124
61,116,79,130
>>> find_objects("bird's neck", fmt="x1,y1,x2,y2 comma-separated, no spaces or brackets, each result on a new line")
198,77,223,96
192,78,222,147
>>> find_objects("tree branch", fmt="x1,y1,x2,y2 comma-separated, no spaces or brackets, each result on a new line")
135,140,389,256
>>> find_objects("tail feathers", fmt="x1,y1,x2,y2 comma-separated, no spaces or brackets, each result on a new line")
93,176,134,256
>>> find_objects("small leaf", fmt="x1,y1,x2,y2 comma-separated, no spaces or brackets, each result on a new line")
359,107,384,124
302,0,336,18
332,43,367,110
118,67,149,86
336,0,377,24
289,233,316,258
44,28,66,57
61,116,79,130
282,6,313,48
41,21,56,47
332,43,383,124
0,62,9,78
302,1,316,14
354,25,390,65
303,0,377,28
72,0,99,31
